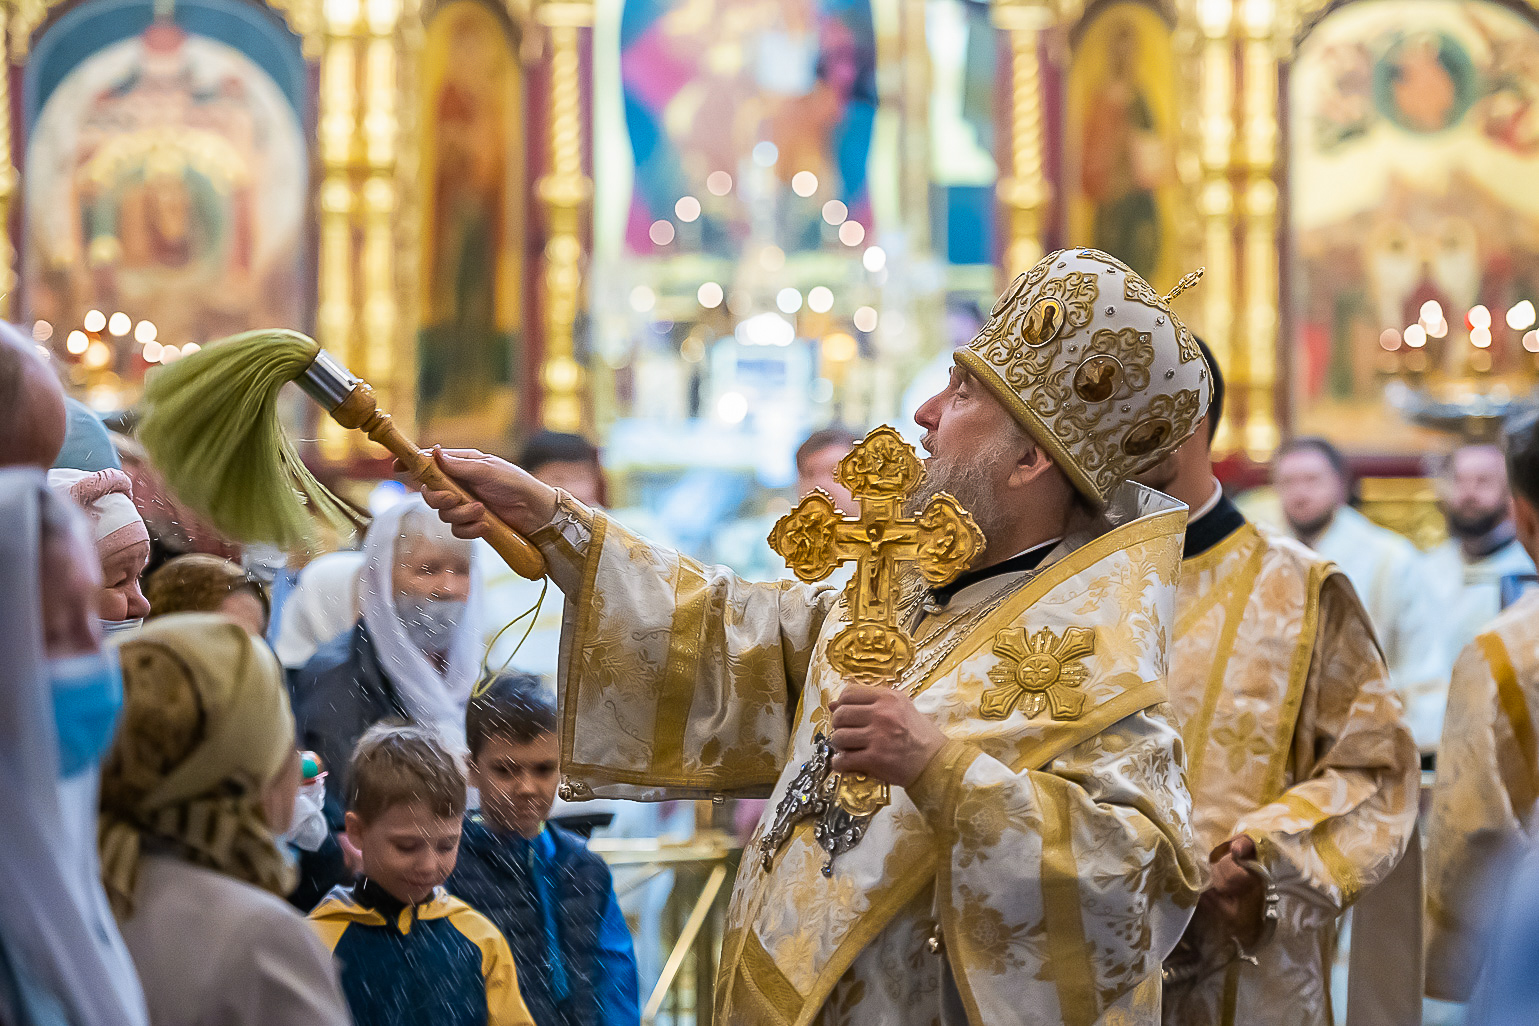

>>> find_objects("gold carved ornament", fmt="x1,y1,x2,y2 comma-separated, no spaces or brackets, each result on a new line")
981,626,1095,721
761,426,984,874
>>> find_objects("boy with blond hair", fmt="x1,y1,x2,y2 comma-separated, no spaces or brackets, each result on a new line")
309,724,533,1026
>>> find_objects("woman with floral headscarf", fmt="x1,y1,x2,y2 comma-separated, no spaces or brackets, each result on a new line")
100,614,351,1026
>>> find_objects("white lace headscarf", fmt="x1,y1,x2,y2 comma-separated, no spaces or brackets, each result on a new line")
357,494,482,749
0,468,148,1026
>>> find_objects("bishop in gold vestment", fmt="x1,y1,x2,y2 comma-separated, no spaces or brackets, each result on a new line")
1138,345,1419,1026
1425,412,1539,1004
421,249,1214,1025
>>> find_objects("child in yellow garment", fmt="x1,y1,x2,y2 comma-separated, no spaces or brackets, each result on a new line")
309,724,534,1026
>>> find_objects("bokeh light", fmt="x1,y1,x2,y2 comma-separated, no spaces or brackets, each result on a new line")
675,196,701,222
823,332,857,362
1508,301,1536,331
717,391,748,423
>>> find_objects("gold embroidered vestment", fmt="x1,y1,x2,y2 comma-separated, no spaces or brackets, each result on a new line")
535,485,1204,1026
1164,522,1419,1026
1425,587,1539,1001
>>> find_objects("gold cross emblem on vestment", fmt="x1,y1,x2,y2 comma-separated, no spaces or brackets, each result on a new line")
763,426,983,871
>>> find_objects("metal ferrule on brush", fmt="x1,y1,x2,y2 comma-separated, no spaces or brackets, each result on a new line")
297,349,360,411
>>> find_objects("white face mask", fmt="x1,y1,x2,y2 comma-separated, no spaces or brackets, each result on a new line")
99,618,144,636
394,596,466,653
279,778,329,852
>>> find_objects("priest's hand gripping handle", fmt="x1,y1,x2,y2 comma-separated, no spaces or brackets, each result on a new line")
327,380,547,581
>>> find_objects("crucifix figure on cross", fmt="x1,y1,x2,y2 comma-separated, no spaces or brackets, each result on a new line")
762,425,984,871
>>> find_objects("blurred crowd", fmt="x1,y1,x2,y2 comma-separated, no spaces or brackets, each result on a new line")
7,298,1539,1026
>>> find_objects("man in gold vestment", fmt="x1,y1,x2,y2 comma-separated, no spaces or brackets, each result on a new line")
1135,344,1419,1026
422,249,1211,1025
1426,410,1539,1005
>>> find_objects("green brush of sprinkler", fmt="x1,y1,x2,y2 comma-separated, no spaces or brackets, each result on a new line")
139,329,546,580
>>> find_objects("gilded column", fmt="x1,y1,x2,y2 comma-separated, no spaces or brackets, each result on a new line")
1195,0,1237,451
993,0,1051,281
899,0,930,253
7,0,46,63
361,0,403,432
535,0,593,433
317,0,360,459
1239,0,1280,456
0,5,16,319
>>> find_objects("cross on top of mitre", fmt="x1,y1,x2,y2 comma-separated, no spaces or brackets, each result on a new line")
768,426,985,681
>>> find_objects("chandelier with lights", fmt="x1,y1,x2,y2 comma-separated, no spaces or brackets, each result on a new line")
1380,298,1539,439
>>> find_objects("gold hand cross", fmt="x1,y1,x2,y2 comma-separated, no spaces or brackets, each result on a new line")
769,426,983,826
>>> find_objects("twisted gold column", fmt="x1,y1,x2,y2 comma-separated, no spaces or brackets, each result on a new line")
536,0,593,433
994,0,1051,282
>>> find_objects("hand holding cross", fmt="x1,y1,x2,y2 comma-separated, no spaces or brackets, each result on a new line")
768,426,984,817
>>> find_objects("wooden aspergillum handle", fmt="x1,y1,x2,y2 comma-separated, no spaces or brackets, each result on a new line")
329,383,547,580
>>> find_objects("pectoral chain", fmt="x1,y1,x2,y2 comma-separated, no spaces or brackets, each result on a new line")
758,571,1037,875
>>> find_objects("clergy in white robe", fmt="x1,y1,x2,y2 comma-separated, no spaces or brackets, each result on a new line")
419,248,1215,1025
1273,439,1445,752
1421,444,1536,749
1425,412,1539,1005
1138,348,1419,1026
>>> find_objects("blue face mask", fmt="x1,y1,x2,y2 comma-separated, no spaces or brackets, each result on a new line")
49,652,125,777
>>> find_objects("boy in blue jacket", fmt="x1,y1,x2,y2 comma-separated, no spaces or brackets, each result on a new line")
310,723,534,1026
451,675,641,1026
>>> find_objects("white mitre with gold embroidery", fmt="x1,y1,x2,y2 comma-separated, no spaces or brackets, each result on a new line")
957,247,1211,504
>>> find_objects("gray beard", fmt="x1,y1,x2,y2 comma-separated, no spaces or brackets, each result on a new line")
906,443,1011,543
